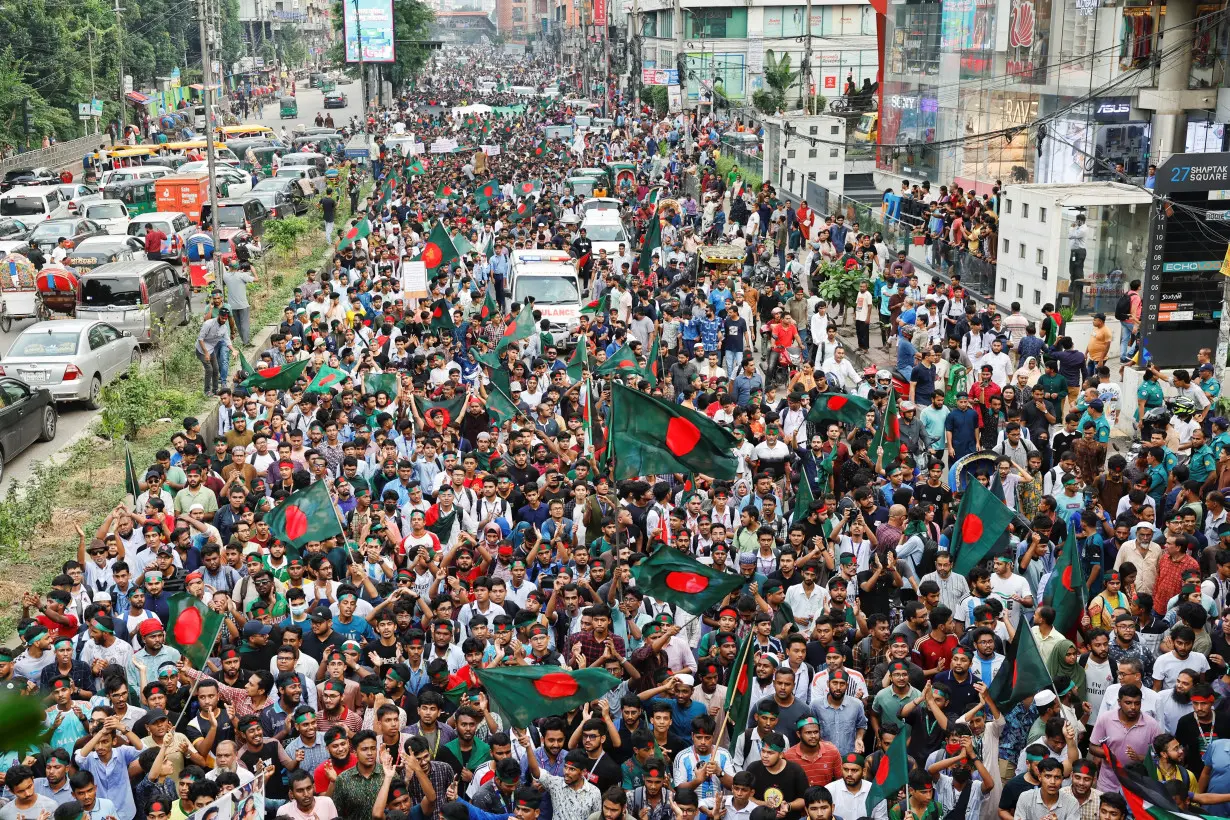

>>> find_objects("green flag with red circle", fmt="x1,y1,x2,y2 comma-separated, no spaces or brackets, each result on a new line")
631,545,744,615
430,297,457,333
806,391,874,429
496,303,536,351
865,725,910,814
607,381,738,481
474,666,620,727
986,611,1054,714
1043,528,1086,638
435,181,460,200
949,476,1016,576
474,179,500,212
419,394,467,429
337,217,370,250
265,479,344,550
240,357,311,391
419,222,459,273
593,342,641,379
868,388,903,466
478,281,500,323
722,632,756,733
165,593,226,670
406,158,426,175
508,200,532,222
517,179,542,197
305,365,349,394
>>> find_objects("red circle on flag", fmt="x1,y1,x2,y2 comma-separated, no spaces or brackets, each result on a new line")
665,417,701,457
483,185,494,197
521,183,533,193
826,396,848,411
422,243,443,268
319,373,338,387
257,366,282,379
173,606,204,646
443,186,453,196
532,672,579,699
433,305,444,319
1061,565,1075,591
665,571,710,594
960,514,984,544
283,504,309,541
873,754,891,785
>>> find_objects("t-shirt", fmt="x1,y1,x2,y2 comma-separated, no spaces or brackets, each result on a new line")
723,318,748,352
745,760,810,820
1154,651,1210,689
989,572,1033,625
278,797,339,820
1083,657,1114,719
0,795,60,820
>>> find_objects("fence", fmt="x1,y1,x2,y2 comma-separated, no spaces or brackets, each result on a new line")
0,134,104,177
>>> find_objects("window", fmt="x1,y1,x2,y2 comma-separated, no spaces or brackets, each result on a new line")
809,149,817,158
1000,278,1007,292
810,126,818,135
1041,266,1048,280
808,172,817,180
830,148,839,157
788,149,796,158
641,15,657,35
831,125,840,135
1016,284,1024,298
1002,238,1009,254
828,171,837,180
659,10,672,37
1039,207,1047,223
685,8,746,38
1006,199,1012,214
1034,290,1042,305
1019,244,1026,259
1036,249,1043,264
1022,203,1029,219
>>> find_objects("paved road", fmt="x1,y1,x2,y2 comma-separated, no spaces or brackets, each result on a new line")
0,78,366,492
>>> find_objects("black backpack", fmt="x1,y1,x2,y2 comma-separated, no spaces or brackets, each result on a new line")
1114,292,1132,321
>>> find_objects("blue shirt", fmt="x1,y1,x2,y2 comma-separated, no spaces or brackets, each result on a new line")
1205,740,1230,815
75,745,142,820
331,615,376,642
944,408,981,456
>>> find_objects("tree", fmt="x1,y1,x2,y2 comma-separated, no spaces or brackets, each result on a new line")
759,49,799,112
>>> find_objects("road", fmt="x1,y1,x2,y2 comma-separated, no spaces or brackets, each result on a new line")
0,78,366,492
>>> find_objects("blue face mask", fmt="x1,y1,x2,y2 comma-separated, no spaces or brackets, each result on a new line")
290,603,309,617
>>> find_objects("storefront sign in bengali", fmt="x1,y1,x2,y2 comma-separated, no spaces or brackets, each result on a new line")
592,0,606,28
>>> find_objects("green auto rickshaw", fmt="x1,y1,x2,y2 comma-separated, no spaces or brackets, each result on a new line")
321,79,337,94
566,176,599,198
575,167,609,187
280,96,299,119
104,179,157,216
242,146,280,176
608,161,636,194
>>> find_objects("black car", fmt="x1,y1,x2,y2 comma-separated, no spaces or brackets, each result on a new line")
323,92,347,109
1,167,58,192
251,178,308,216
0,376,57,480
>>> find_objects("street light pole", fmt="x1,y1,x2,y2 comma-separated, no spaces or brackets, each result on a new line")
353,0,366,116
199,0,222,293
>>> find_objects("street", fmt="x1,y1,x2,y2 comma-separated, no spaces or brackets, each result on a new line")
0,78,366,492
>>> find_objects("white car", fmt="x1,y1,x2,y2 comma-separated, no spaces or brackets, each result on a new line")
178,162,253,199
98,165,172,192
78,198,131,235
275,165,324,195
0,319,140,408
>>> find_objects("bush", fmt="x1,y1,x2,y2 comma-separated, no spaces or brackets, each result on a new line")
99,368,195,440
263,215,315,261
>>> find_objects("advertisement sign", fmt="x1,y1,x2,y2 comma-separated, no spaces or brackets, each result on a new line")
1093,97,1132,122
667,85,683,111
641,68,679,86
592,0,606,27
1006,0,1051,83
185,772,265,820
343,0,396,63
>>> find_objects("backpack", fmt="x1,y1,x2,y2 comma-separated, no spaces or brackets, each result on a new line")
1114,293,1132,321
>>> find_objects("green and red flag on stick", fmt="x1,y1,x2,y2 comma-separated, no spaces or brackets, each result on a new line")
1105,742,1216,820
337,217,370,250
495,304,536,351
593,342,641,379
580,293,609,316
866,725,910,813
516,179,542,197
418,394,467,428
868,388,902,466
419,222,460,273
508,200,532,222
165,593,226,670
986,613,1054,714
631,546,744,614
265,479,345,550
477,281,500,323
531,141,552,159
435,181,460,200
722,632,756,736
475,666,620,727
949,477,1016,576
474,179,500,211
566,342,589,382
636,208,662,276
638,335,661,387
1043,528,1087,638
806,392,874,430
429,298,456,333
241,357,310,391
608,381,738,481
306,365,349,394
406,158,426,175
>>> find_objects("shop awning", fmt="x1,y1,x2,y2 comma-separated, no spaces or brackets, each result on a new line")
125,91,151,104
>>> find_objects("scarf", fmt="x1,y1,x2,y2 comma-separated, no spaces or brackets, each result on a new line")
1046,638,1086,702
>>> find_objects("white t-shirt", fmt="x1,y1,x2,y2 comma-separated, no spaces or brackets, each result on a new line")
989,572,1033,625
1083,657,1115,719
1153,650,1210,689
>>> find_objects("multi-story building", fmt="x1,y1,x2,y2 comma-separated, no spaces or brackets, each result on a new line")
623,0,879,108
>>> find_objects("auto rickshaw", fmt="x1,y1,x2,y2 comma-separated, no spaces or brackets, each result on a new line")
104,179,158,216
691,243,746,281
35,266,78,319
575,167,609,187
608,161,636,194
320,79,337,94
242,146,280,176
280,95,299,119
566,176,599,198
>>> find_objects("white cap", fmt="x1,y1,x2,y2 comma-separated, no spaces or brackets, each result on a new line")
510,381,523,392
1033,690,1057,707
674,673,695,688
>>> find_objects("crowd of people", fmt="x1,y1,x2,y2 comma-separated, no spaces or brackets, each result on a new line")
3,43,1227,820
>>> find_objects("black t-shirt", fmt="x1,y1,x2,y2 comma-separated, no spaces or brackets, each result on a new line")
904,706,949,761
1174,712,1230,777
998,774,1036,812
301,630,344,662
240,740,289,799
183,711,235,757
321,196,337,222
723,318,748,353
583,753,622,795
913,482,953,512
745,759,810,820
857,565,898,619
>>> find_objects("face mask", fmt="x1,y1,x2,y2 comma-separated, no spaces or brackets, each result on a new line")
945,742,962,755
290,603,309,617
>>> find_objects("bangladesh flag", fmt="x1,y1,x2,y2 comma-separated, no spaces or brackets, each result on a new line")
608,381,739,481
868,389,902,466
631,546,743,615
807,392,873,429
986,614,1053,714
475,666,619,727
722,632,756,733
165,593,226,670
477,283,500,323
594,342,641,379
531,141,551,159
516,179,542,197
1043,529,1087,638
949,478,1015,576
636,209,661,275
337,217,371,250
496,305,536,351
565,342,589,382
306,365,349,394
419,394,466,428
865,726,910,813
430,298,456,333
266,479,344,549
424,504,458,543
638,335,660,388
435,181,460,199
241,357,310,391
420,222,460,273
364,372,400,399
474,179,500,211
508,200,532,222
124,443,140,500
473,347,503,371
406,158,426,175
580,293,609,316
486,367,521,425
452,232,476,257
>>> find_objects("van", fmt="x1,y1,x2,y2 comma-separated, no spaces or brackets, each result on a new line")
100,165,172,193
579,210,631,259
200,197,270,240
508,249,582,338
76,260,193,343
0,185,67,221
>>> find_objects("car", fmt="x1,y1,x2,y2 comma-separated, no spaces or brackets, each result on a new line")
275,165,325,195
0,218,32,255
65,235,145,272
76,262,191,344
323,92,347,109
251,178,308,215
201,197,269,240
249,189,298,219
178,162,255,198
0,376,57,480
28,217,107,253
0,320,139,408
126,212,198,264
98,165,172,193
1,168,58,192
57,184,99,214
77,198,132,235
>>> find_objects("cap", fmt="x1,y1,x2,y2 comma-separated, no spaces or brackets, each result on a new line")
1033,689,1057,707
145,707,170,724
243,621,272,637
310,607,333,622
138,620,165,637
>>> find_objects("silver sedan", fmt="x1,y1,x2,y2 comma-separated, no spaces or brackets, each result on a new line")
0,319,140,408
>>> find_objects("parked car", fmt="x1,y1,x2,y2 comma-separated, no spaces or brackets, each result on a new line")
249,189,297,219
0,218,33,255
0,186,70,221
29,217,107,253
75,261,192,344
201,198,270,240
275,165,325,195
126,212,198,264
251,178,308,216
0,376,57,480
0,320,140,408
323,92,347,109
64,235,145,272
1,168,58,192
78,198,132,235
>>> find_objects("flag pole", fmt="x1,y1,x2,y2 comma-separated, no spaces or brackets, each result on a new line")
714,629,755,749
171,622,223,734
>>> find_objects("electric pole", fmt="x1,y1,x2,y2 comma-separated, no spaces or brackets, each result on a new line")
802,0,813,113
199,0,222,292
353,0,366,115
116,0,126,140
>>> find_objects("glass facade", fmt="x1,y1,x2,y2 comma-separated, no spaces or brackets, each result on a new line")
878,0,1230,188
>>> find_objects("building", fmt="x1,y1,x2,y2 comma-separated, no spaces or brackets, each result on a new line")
624,0,879,108
875,0,1226,192
432,9,499,42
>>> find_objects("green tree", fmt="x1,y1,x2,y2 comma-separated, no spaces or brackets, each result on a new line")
753,49,799,113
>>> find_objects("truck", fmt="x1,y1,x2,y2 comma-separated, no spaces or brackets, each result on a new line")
155,174,211,224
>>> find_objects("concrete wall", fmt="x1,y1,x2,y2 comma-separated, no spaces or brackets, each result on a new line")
0,135,106,179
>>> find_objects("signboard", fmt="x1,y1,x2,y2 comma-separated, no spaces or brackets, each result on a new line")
343,0,396,63
1140,152,1230,366
593,0,606,27
481,144,501,156
430,138,458,153
667,85,683,111
1094,97,1132,123
641,68,679,86
746,36,764,74
78,103,92,120
402,260,429,299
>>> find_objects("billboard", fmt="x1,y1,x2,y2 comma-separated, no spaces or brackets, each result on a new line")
343,0,396,63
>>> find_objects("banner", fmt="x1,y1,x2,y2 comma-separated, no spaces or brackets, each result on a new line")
593,0,607,27
186,772,265,820
641,68,679,86
343,0,395,63
481,144,502,156
402,260,429,299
